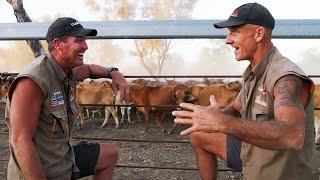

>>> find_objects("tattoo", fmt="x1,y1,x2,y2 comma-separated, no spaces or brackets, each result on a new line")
274,75,303,109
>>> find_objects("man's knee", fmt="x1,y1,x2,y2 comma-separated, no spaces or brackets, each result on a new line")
190,132,225,147
190,132,204,147
99,143,119,165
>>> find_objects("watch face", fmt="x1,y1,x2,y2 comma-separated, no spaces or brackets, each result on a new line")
107,67,118,74
111,68,118,71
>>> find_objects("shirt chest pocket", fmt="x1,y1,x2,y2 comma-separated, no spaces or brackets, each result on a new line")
252,106,269,121
49,109,69,137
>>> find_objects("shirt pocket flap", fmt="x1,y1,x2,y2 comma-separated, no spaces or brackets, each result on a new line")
253,106,269,121
51,109,67,120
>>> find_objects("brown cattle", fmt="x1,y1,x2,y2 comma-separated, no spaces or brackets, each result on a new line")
186,84,207,103
0,83,10,102
76,80,119,128
169,81,242,134
115,89,132,124
128,83,192,132
183,79,202,88
314,85,320,143
197,81,241,106
130,78,164,87
0,74,15,102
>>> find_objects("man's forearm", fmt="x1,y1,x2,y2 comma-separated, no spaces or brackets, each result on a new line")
12,138,46,179
74,64,109,81
221,115,304,150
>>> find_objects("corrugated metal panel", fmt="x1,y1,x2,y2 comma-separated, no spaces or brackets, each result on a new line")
0,19,320,40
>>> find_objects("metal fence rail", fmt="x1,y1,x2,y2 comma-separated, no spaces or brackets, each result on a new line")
1,20,320,40
2,73,320,78
0,19,319,175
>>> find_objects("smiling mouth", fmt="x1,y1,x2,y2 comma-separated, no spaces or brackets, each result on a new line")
77,52,84,59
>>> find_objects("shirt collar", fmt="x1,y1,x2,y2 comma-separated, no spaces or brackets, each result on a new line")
47,53,69,82
242,46,275,81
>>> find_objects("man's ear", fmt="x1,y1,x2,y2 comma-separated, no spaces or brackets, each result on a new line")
52,38,63,51
255,27,265,43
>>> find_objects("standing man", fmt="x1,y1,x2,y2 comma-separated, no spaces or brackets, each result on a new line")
6,17,129,180
173,3,317,180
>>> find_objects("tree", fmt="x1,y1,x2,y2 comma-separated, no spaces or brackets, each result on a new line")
6,0,45,57
84,0,198,77
193,39,248,76
0,41,35,72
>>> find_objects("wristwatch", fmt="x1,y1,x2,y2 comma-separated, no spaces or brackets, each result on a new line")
106,67,119,78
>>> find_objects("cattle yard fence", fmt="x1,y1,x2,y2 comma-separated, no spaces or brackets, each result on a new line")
1,19,320,174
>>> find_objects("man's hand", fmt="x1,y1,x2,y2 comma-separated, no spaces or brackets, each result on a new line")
172,95,226,136
110,71,129,100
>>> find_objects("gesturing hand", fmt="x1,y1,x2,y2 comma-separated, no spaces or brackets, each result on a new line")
172,95,226,136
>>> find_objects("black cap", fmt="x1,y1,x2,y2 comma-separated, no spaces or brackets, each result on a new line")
46,17,97,42
214,3,275,30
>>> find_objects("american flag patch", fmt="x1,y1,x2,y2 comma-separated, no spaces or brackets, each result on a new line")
51,91,64,107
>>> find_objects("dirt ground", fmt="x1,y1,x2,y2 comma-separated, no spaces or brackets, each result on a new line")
0,103,244,180
0,106,319,180
2,105,320,179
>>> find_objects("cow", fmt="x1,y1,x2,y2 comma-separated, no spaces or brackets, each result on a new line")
185,83,207,103
0,73,15,102
183,79,202,88
197,81,241,106
314,84,320,143
0,83,10,102
169,81,242,134
75,79,119,128
115,89,132,124
128,83,193,132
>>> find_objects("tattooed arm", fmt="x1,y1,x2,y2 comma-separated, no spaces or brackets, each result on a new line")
226,75,310,150
174,75,311,150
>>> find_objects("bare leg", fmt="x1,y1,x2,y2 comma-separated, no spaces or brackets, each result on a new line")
93,143,119,180
190,132,227,180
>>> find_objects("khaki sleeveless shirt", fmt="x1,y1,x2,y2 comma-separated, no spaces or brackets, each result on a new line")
5,54,79,180
237,46,317,180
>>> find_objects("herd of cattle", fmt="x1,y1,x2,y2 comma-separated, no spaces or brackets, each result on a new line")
76,78,241,133
1,74,320,142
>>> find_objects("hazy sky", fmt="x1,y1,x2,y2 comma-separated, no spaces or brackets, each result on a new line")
0,0,319,79
1,0,320,22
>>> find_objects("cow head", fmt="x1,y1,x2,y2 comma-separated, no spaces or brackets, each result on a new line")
171,84,189,105
0,83,10,102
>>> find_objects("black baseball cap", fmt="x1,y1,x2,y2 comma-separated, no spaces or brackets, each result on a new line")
46,17,97,42
214,3,275,30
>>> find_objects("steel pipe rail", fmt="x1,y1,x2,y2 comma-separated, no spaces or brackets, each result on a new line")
2,73,320,79
1,19,320,40
72,136,190,144
0,158,237,172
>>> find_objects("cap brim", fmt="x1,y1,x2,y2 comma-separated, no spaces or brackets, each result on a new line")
213,20,229,29
84,28,97,36
72,28,97,37
213,18,247,29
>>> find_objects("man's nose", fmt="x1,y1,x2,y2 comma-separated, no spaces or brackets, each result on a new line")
83,41,88,50
225,33,233,45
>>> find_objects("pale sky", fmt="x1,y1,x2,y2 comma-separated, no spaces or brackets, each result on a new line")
0,0,319,78
1,0,320,22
